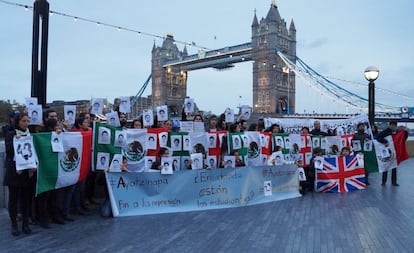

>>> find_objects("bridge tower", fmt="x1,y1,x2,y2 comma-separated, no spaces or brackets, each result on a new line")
151,33,188,116
252,2,296,114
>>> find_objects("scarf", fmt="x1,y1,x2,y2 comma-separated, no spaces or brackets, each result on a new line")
15,128,30,136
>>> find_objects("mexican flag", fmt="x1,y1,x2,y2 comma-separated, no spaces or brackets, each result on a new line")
33,131,92,195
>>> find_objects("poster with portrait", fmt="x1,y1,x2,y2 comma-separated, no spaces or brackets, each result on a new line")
206,155,217,169
191,153,203,170
314,157,324,170
158,132,168,148
143,110,154,127
264,181,272,196
171,135,182,151
98,127,111,144
297,167,307,181
223,155,235,168
114,130,127,148
119,96,131,113
207,133,217,148
105,111,120,127
13,136,37,171
181,156,191,170
157,105,168,122
172,156,181,171
161,157,173,175
145,156,156,172
184,98,194,113
363,140,373,152
183,135,192,151
90,98,104,115
27,105,43,125
218,132,227,148
260,133,270,148
356,153,364,167
64,105,77,125
312,137,320,149
96,152,110,170
232,135,242,150
241,105,252,120
225,108,234,123
274,136,284,148
289,134,301,155
269,151,284,166
146,133,157,150
283,136,292,149
25,97,38,108
109,154,123,172
260,154,268,165
51,131,64,152
351,140,362,152
304,152,313,165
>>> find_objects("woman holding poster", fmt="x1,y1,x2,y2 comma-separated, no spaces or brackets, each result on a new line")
4,113,37,236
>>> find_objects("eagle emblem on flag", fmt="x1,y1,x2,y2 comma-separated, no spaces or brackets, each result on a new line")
316,155,366,193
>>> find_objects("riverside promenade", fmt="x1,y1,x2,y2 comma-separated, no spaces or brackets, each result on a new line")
1,158,414,253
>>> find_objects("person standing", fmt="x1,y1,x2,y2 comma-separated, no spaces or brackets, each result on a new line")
4,113,37,236
352,122,371,185
376,121,409,186
310,120,329,136
63,116,92,216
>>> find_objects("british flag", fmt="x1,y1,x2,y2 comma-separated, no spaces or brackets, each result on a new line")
316,155,366,193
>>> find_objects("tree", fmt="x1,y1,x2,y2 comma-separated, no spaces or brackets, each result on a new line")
0,100,12,123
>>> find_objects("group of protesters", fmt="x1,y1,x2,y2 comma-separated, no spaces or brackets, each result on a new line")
2,108,100,237
2,98,409,237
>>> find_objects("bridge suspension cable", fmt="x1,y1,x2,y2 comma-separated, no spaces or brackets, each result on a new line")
131,74,152,107
276,49,400,113
324,76,414,101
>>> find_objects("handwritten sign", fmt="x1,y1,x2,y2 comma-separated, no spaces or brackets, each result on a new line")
106,164,301,217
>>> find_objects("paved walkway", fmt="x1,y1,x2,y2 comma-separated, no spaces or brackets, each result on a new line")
1,159,414,253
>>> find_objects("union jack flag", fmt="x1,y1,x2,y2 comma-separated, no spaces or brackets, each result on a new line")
316,155,366,193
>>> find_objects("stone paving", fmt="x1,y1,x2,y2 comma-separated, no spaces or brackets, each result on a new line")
1,159,414,253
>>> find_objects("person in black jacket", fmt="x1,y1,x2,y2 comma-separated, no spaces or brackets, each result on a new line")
310,120,330,136
352,122,372,184
4,113,37,236
376,121,408,186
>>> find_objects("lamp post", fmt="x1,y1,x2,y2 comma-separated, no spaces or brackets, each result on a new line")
31,0,50,106
364,66,379,126
282,66,290,114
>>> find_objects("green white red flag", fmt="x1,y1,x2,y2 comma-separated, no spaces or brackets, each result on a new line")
32,131,92,195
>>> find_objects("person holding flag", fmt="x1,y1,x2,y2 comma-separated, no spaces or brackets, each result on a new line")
376,121,409,186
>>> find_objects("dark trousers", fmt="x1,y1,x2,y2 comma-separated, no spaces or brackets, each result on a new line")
382,168,397,184
303,166,315,191
8,186,32,225
37,188,65,222
85,172,97,201
365,170,370,183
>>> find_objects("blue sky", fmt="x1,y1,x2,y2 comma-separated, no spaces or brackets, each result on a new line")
1,0,414,116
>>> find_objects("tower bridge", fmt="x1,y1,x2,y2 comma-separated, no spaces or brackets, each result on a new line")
130,1,411,121
142,2,296,116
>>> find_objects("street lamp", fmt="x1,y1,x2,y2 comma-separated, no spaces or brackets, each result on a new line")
282,66,290,114
364,66,379,126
